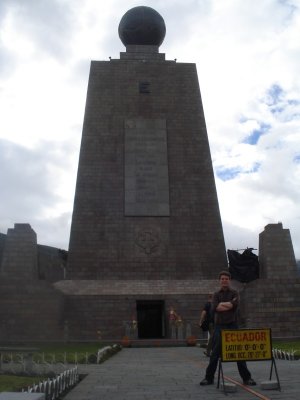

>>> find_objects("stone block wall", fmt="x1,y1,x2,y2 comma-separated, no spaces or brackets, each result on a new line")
0,279,64,342
240,278,300,337
56,279,225,341
37,245,66,282
259,223,297,278
64,293,208,341
0,225,67,283
1,224,38,279
0,224,67,342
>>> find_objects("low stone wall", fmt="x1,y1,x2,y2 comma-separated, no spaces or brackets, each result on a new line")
240,278,300,337
0,279,64,342
64,292,213,341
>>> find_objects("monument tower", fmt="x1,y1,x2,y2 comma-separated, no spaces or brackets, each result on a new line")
64,6,227,340
1,8,299,343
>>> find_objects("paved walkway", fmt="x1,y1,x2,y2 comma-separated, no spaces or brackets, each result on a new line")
63,347,300,400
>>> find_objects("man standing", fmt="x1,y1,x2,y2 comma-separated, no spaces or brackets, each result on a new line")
200,271,256,386
199,293,214,356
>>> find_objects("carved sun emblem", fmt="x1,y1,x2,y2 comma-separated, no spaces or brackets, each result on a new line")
135,230,160,254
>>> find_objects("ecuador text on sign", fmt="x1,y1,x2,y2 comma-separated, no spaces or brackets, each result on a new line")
221,328,272,362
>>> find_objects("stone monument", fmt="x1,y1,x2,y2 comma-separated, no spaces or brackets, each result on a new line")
60,6,227,340
67,6,227,281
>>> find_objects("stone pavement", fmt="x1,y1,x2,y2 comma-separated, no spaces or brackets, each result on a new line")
63,347,300,400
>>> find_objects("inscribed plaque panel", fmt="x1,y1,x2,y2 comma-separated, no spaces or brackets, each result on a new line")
124,118,170,216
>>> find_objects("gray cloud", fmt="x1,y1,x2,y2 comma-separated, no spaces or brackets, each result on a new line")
0,138,76,249
0,0,78,61
0,139,56,211
223,222,259,254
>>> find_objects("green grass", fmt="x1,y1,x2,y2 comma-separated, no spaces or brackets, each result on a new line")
33,342,102,363
1,342,104,364
272,340,300,356
33,342,102,352
0,342,120,393
0,374,48,392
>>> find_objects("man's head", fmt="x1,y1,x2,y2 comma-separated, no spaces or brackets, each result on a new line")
218,270,231,290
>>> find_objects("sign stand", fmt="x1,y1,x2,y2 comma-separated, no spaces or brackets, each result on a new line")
270,357,281,391
217,356,281,395
219,328,281,394
217,357,228,395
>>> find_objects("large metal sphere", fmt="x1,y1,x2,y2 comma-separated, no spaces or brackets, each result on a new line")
118,6,166,47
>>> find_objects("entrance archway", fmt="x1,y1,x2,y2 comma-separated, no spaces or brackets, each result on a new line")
136,300,165,339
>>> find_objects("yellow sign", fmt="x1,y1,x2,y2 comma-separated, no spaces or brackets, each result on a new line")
221,328,272,362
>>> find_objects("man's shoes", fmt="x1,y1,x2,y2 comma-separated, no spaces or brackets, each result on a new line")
203,351,210,357
243,378,256,386
200,378,214,386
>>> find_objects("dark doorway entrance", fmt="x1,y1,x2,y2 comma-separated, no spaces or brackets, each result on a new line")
136,300,165,339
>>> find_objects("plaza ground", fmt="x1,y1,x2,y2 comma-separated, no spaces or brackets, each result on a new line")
63,346,299,400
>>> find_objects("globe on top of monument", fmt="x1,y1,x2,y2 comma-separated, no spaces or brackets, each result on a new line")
118,6,166,47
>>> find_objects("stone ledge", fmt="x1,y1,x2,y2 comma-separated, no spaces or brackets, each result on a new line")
54,279,244,295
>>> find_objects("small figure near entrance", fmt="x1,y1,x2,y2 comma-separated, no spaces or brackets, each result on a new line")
169,306,179,339
169,306,179,324
199,293,214,356
131,315,138,339
200,271,256,386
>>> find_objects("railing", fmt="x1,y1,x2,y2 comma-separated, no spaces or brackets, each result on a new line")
0,347,39,375
22,366,79,400
33,352,98,364
1,351,97,374
97,344,120,363
272,348,298,360
0,344,121,375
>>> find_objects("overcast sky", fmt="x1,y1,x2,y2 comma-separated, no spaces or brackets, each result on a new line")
0,0,299,260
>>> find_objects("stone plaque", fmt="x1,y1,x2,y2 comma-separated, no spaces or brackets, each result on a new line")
124,118,170,216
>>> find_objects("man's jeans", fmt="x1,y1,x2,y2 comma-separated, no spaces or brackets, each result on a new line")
205,322,252,382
